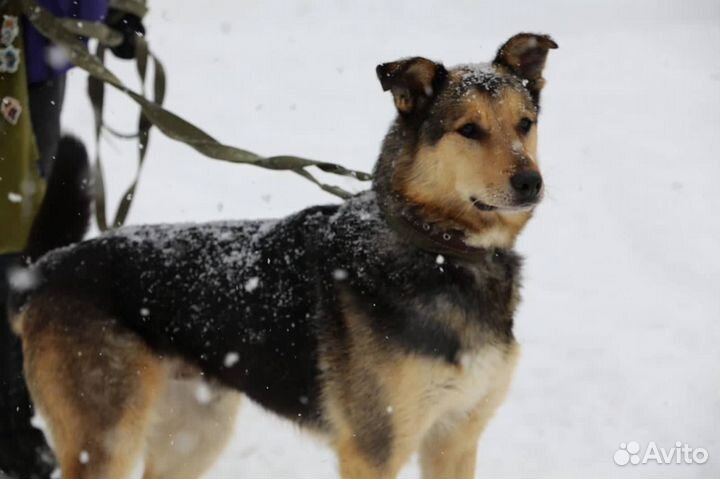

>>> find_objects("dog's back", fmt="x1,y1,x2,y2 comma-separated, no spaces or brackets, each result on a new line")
18,205,340,421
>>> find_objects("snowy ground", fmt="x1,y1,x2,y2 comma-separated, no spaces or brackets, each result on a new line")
57,0,720,477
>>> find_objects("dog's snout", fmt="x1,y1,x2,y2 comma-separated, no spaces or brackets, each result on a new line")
510,170,543,202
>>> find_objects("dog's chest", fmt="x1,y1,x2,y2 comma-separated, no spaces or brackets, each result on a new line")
427,343,518,416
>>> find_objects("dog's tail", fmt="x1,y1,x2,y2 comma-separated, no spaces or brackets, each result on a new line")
22,135,92,263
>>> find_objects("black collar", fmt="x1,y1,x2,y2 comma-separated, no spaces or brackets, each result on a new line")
386,202,491,261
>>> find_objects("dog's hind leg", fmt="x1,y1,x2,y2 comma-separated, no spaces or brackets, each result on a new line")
142,377,241,479
17,294,166,479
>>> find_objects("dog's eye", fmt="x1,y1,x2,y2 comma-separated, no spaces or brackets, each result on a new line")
457,123,485,140
518,117,534,135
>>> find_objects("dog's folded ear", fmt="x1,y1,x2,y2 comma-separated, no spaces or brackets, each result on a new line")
493,33,558,103
376,57,447,115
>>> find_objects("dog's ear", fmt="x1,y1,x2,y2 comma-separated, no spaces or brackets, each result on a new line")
493,33,558,103
376,57,447,115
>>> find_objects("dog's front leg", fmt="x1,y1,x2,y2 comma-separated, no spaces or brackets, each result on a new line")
418,407,488,479
419,345,520,479
335,433,405,479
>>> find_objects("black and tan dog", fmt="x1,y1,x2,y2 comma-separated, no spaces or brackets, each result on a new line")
8,33,556,479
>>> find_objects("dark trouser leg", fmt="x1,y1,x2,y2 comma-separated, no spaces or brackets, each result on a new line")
0,76,65,478
28,74,66,178
0,255,55,479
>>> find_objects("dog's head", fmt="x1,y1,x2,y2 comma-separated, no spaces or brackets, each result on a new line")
374,33,557,249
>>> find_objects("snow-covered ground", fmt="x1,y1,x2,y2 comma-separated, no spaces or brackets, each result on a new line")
58,0,720,477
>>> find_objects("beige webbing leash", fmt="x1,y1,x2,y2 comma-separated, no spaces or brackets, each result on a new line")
19,0,372,230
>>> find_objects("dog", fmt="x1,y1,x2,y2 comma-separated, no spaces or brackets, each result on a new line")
8,32,556,479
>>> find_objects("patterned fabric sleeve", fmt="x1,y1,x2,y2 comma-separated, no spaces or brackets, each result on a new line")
0,5,43,254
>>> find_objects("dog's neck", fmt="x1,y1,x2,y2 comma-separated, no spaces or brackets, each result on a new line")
374,173,498,260
392,200,492,260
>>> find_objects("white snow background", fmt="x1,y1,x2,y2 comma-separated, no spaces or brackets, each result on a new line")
56,0,720,477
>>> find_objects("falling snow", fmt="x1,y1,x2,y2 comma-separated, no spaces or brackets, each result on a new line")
332,269,348,280
44,44,70,69
195,383,213,404
7,266,39,291
244,276,260,292
224,352,240,367
40,1,720,477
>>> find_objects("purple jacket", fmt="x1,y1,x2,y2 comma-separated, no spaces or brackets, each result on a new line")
23,0,109,84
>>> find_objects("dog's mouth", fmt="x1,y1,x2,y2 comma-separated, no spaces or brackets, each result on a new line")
470,196,497,212
470,196,538,213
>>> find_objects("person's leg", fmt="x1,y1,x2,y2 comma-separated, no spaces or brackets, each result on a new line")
0,75,66,479
28,74,66,178
0,255,55,479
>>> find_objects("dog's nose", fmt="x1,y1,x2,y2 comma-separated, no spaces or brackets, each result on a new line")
510,170,543,202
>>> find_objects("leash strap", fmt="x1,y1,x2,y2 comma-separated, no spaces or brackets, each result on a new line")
88,35,165,230
19,0,371,230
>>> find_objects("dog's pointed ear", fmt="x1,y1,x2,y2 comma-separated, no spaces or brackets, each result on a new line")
493,33,558,102
376,57,447,115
